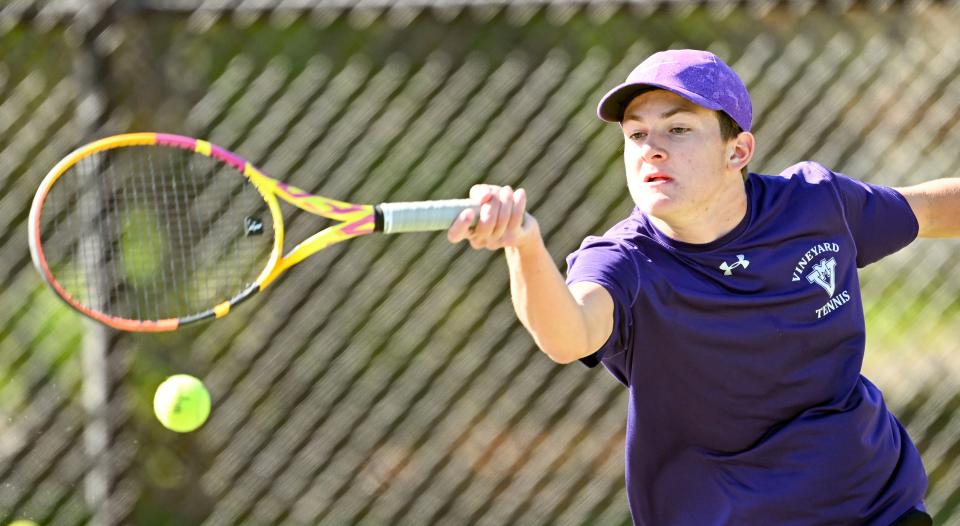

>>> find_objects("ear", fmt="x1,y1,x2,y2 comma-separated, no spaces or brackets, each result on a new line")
727,131,755,172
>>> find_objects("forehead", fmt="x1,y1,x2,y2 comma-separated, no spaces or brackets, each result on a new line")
621,89,710,122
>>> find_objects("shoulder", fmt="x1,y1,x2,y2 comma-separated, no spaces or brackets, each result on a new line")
752,161,839,188
767,162,877,197
567,228,641,269
748,162,849,211
767,162,902,207
565,212,651,290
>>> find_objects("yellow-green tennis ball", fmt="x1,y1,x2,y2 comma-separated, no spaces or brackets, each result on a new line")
153,375,211,433
8,520,40,526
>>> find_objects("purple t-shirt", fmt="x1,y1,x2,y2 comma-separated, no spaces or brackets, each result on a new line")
565,162,925,525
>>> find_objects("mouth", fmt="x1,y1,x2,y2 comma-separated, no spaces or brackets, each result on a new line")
642,172,673,184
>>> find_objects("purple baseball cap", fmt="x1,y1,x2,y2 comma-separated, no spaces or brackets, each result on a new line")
597,49,752,132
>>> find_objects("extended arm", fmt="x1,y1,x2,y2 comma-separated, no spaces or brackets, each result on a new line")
896,178,960,238
503,238,613,364
448,185,613,364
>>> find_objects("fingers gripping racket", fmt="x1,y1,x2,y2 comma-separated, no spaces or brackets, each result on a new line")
28,133,472,332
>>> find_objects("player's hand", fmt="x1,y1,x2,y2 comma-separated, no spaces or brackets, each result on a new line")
447,184,540,251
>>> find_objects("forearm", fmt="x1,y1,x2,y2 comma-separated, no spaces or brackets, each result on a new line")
446,184,611,362
504,239,606,364
897,178,960,237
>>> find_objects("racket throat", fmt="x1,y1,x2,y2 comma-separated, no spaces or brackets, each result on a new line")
374,205,385,233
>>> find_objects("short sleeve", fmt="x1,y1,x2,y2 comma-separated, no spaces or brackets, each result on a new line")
565,236,641,372
830,173,919,267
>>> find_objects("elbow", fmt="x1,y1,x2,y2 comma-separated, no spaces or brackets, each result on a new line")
527,323,602,365
547,353,583,365
537,342,593,365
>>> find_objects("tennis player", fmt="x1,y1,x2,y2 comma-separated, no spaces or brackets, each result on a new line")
447,49,960,525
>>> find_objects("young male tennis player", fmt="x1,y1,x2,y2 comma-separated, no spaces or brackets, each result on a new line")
447,49,960,525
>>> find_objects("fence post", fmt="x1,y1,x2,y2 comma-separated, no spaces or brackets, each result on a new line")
69,1,121,525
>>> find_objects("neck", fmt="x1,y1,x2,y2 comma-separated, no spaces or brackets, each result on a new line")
649,177,748,244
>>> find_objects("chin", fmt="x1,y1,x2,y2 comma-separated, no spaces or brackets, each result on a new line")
630,191,674,217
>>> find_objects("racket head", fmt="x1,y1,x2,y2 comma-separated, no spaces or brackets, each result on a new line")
28,133,283,331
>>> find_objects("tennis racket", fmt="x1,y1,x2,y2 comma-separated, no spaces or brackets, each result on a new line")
28,132,474,332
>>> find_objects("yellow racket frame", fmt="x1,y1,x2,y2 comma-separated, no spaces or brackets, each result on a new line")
29,132,376,331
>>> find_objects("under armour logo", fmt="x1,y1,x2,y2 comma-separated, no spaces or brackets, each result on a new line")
806,257,837,297
719,255,750,276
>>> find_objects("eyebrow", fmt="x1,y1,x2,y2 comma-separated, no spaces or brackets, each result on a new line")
622,103,698,124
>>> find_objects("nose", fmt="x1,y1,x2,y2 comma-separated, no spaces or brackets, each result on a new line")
639,138,667,162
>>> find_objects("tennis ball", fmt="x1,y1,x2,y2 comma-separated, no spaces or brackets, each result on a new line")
153,374,211,433
8,520,40,526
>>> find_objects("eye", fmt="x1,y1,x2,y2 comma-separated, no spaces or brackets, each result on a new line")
670,127,691,135
628,130,647,141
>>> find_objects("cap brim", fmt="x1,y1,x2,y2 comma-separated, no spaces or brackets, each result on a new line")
596,82,724,123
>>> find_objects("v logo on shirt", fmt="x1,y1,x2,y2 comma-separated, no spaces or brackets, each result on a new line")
806,257,837,297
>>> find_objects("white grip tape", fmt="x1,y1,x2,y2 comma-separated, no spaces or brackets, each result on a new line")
379,199,476,234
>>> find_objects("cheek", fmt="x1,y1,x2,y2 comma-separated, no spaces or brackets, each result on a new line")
622,143,640,170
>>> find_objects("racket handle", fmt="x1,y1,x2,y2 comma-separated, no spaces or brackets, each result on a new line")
376,199,476,234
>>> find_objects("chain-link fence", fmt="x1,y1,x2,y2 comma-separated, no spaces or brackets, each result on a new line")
2,1,960,524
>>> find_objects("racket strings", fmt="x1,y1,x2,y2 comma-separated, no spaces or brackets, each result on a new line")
39,145,274,322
